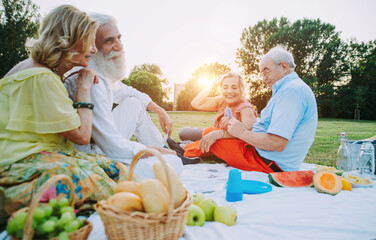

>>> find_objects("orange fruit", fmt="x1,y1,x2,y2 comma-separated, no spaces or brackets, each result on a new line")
341,177,352,191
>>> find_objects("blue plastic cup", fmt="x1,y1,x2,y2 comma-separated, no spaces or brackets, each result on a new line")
226,169,243,202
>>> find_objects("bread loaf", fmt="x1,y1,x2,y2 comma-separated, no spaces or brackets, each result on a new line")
139,179,169,213
153,161,187,208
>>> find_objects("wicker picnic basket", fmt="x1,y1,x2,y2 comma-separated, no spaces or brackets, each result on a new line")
95,148,193,240
8,174,92,240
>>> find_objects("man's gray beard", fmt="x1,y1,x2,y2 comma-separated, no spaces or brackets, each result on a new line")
89,51,127,83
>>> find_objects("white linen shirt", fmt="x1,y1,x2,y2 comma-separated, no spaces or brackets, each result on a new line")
64,70,152,163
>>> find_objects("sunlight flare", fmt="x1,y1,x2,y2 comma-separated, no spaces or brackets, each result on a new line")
198,76,214,87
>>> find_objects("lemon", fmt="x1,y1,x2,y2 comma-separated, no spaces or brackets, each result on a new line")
341,177,352,191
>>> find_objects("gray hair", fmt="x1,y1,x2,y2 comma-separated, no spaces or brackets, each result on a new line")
89,13,117,27
266,45,296,69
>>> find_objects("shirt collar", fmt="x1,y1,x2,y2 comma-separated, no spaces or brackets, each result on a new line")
272,72,298,95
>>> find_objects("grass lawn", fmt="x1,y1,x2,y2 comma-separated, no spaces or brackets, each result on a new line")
149,112,376,167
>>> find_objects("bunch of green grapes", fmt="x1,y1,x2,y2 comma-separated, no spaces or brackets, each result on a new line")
6,198,85,240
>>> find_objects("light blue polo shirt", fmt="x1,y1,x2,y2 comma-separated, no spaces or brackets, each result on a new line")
252,72,318,171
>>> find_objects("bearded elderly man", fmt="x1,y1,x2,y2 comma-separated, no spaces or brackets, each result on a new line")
65,13,200,178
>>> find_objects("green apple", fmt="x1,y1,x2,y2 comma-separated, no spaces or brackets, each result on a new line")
57,197,69,209
64,219,80,232
58,231,70,240
214,204,237,226
193,193,206,205
42,205,53,218
58,212,75,228
186,204,205,226
60,206,74,215
49,198,57,208
6,218,18,235
198,198,217,221
33,207,46,223
42,220,57,233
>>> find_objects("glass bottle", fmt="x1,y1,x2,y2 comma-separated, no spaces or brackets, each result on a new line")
336,132,351,171
357,141,375,177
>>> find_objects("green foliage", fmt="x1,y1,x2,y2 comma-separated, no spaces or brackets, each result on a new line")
123,63,171,108
123,71,164,104
236,17,349,116
0,0,40,77
176,62,230,111
130,63,163,78
335,40,376,120
236,18,287,111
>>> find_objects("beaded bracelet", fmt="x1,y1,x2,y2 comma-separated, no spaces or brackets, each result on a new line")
73,102,94,110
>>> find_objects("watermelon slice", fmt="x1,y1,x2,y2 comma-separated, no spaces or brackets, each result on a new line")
268,170,315,187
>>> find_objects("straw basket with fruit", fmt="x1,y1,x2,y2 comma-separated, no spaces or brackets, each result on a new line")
95,148,193,240
6,175,92,240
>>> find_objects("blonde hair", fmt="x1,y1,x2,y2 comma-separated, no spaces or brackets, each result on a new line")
219,72,246,96
27,5,98,69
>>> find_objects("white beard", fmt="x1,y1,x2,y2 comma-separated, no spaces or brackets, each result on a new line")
89,50,127,84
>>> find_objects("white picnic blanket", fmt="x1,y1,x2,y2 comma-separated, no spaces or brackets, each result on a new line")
87,163,376,240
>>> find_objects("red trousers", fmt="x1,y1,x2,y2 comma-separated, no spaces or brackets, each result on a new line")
184,127,281,174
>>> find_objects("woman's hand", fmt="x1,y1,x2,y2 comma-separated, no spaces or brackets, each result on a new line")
76,68,98,91
227,118,247,139
198,130,223,153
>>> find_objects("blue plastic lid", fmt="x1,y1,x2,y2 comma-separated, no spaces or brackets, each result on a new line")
242,180,272,194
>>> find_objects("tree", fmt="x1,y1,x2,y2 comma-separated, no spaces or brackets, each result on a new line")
130,63,163,77
176,62,230,111
335,40,376,120
123,71,164,105
123,63,172,109
236,18,348,116
235,18,290,112
0,0,40,77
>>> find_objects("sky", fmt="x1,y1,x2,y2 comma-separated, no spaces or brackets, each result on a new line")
33,0,376,86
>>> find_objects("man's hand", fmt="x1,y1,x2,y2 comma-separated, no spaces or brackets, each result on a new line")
198,130,223,153
157,109,173,137
227,118,247,139
147,101,173,137
218,116,231,130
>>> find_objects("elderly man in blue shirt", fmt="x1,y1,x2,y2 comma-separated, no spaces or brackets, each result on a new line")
221,45,318,172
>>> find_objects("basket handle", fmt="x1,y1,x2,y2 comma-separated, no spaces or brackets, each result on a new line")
22,174,75,240
128,148,175,222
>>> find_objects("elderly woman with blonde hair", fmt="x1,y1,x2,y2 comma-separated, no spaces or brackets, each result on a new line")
0,5,129,225
168,72,257,158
